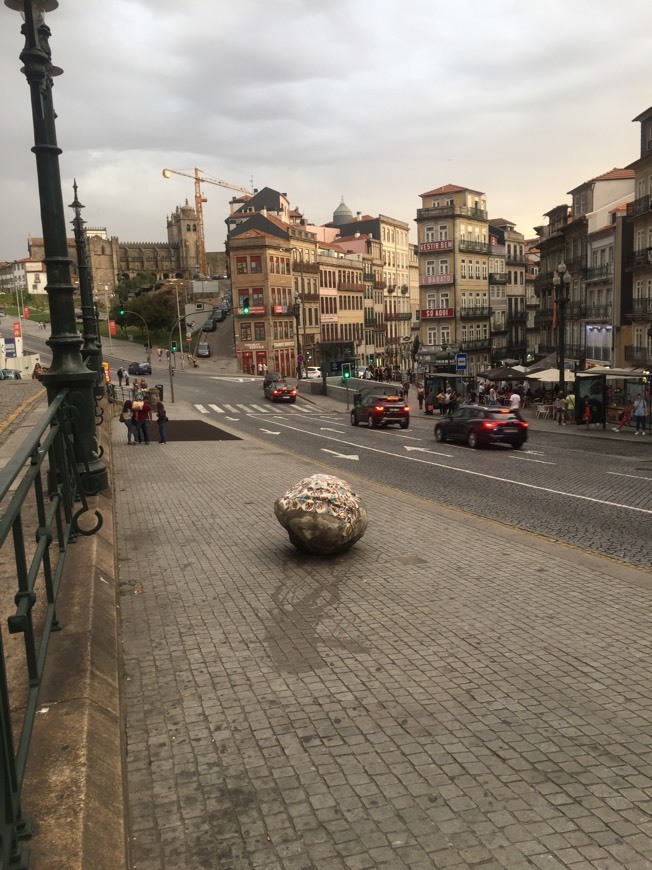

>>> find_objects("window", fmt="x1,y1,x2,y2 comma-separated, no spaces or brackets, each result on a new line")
441,326,450,344
439,224,448,240
426,259,436,276
254,322,265,341
236,257,248,274
250,255,262,273
427,326,438,344
475,262,481,279
440,293,449,308
240,323,252,341
461,259,467,279
439,259,449,274
425,225,435,242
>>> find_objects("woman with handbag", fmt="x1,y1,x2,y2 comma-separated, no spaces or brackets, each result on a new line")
119,399,135,444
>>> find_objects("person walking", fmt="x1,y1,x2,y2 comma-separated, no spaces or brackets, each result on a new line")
157,347,162,360
417,383,425,410
155,402,168,444
554,392,566,426
133,397,152,445
508,388,522,416
119,399,135,444
117,366,124,387
632,393,648,434
565,391,576,425
613,400,633,432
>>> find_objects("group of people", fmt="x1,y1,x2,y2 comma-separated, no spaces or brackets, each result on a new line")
120,395,168,445
612,393,648,434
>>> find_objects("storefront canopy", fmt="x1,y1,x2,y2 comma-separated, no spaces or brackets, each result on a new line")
526,368,576,383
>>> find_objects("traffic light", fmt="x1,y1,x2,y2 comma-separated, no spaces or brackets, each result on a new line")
342,363,352,380
171,340,177,352
119,307,125,316
368,355,374,364
242,296,250,314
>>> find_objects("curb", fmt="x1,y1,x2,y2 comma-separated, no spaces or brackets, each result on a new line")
0,386,46,437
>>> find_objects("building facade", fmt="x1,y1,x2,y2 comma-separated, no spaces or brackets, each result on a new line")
625,106,652,370
415,184,492,375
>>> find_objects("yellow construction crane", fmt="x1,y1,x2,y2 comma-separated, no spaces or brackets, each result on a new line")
162,166,253,277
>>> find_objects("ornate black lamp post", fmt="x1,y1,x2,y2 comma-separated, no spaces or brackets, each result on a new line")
293,294,302,379
69,180,104,389
553,261,572,392
6,0,107,492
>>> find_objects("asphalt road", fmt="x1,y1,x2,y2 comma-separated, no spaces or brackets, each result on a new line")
23,325,652,569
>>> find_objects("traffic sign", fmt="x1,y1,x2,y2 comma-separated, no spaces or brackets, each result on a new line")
401,336,411,343
297,353,304,362
455,352,468,372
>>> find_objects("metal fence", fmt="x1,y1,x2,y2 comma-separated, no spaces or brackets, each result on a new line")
0,390,103,869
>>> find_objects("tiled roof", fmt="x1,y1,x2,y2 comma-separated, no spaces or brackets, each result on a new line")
335,233,370,242
592,167,635,182
488,218,515,228
420,184,467,197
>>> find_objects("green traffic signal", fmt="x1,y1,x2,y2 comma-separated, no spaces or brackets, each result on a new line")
171,340,177,352
242,296,250,314
342,363,351,379
119,307,125,316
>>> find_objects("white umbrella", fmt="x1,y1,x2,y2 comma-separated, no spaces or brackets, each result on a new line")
527,368,575,383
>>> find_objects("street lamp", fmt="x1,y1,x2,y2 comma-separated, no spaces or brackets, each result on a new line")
119,308,151,362
6,0,107,492
70,180,103,387
553,261,572,392
293,293,302,379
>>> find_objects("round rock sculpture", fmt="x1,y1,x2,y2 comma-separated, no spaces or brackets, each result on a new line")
274,473,368,555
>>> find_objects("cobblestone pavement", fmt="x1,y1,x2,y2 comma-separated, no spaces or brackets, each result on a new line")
115,402,652,870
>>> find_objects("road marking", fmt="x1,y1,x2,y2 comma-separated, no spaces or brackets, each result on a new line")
208,404,224,414
226,417,239,421
404,446,453,457
607,471,652,481
223,404,238,413
321,426,347,433
236,404,251,412
260,428,281,435
322,448,359,460
210,376,257,382
510,457,555,465
262,420,652,516
196,404,210,414
251,404,270,413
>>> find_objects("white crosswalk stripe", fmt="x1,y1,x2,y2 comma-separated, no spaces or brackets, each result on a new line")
195,403,315,417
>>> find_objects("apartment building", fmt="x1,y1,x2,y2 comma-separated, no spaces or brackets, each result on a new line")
0,257,47,298
625,106,652,370
415,184,491,375
489,219,527,364
535,168,634,371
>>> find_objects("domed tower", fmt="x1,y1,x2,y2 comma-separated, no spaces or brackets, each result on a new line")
332,196,353,227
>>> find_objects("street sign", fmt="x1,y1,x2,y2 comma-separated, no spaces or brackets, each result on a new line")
297,353,304,362
455,352,468,372
13,322,21,337
401,336,411,343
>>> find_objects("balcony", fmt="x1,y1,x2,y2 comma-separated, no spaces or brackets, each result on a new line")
363,272,374,281
385,312,412,321
507,310,526,322
364,313,377,327
626,247,652,270
419,273,454,285
534,308,554,324
628,297,652,318
419,239,454,253
459,306,491,319
491,322,508,334
506,254,525,265
585,264,612,282
626,194,651,219
373,280,386,290
338,281,363,291
625,345,652,365
489,272,508,284
585,304,612,320
461,338,491,351
566,302,586,319
458,239,491,254
417,204,487,221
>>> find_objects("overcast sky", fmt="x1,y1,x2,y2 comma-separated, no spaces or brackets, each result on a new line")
2,0,652,263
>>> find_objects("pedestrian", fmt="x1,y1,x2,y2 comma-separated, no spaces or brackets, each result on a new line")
565,391,575,424
263,363,268,375
417,382,425,410
553,392,566,425
582,398,592,430
402,380,410,400
117,366,124,387
613,400,633,432
508,388,522,416
258,362,263,376
155,401,168,444
132,396,152,445
436,389,446,415
119,399,135,444
632,393,648,434
488,386,498,406
425,389,435,415
157,347,162,360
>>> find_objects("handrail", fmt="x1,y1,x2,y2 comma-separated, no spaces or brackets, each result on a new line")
0,389,103,867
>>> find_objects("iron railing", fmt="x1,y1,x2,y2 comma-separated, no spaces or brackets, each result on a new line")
0,390,103,868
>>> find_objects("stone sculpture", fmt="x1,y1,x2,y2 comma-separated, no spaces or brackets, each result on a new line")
274,473,368,555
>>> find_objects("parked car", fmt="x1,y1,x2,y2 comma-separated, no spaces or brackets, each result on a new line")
202,319,216,332
305,366,322,379
127,361,152,376
434,405,528,449
1,369,22,380
264,380,298,403
196,342,211,358
211,309,226,322
350,391,410,429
